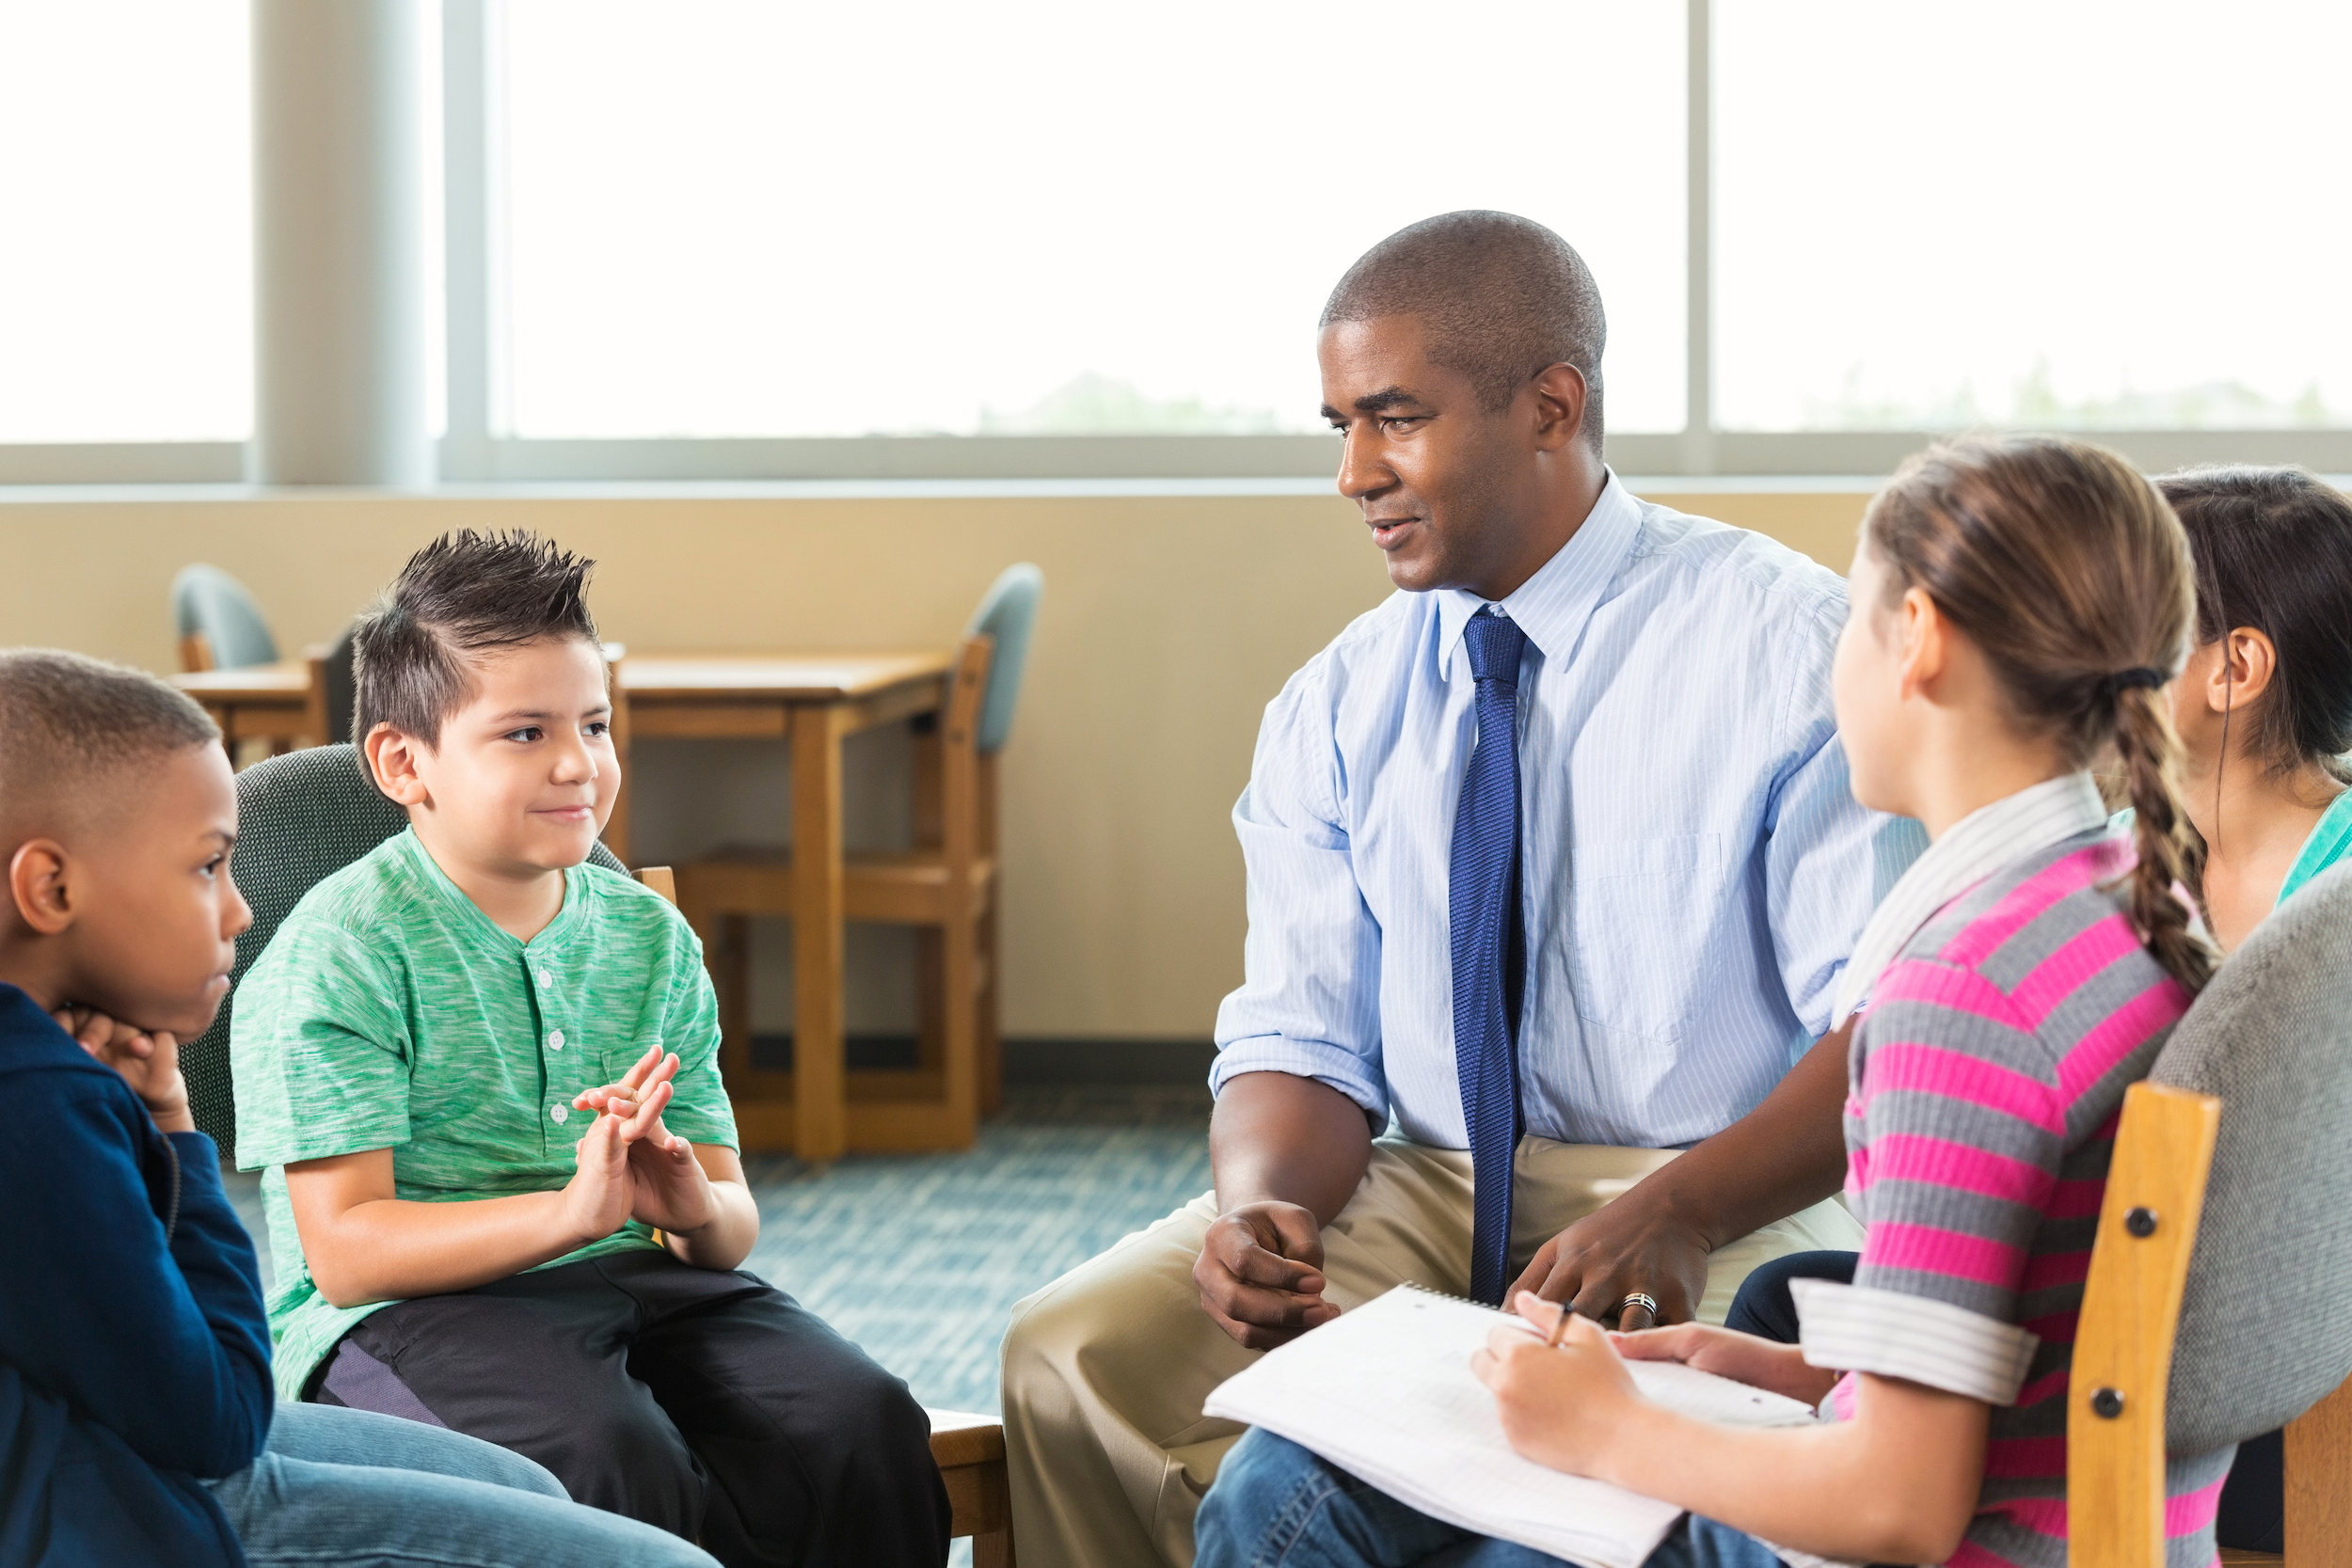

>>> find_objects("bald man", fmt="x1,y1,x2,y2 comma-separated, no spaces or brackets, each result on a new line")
999,213,1924,1568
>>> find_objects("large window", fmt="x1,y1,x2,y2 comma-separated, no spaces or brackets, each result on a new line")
1715,0,2352,436
6,0,2350,482
498,0,1685,441
0,1,250,445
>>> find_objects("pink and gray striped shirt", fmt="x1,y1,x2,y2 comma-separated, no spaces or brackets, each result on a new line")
1795,829,2227,1568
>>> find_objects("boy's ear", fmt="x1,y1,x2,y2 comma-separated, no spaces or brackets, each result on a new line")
363,722,432,809
8,839,78,935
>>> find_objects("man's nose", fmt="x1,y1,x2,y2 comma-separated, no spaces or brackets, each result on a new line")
1335,429,1391,502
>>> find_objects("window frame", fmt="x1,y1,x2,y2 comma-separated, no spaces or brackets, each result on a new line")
12,0,2352,487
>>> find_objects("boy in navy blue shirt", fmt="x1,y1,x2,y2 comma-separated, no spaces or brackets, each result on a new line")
0,649,713,1568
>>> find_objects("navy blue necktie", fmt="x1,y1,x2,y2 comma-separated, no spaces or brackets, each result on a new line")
1452,610,1529,1307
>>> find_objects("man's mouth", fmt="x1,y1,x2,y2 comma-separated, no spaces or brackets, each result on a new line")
1367,515,1422,550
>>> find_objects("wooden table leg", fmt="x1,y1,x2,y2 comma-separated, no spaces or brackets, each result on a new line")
603,656,632,866
790,704,849,1164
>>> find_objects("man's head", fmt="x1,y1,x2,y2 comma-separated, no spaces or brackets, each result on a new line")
1318,211,1610,598
355,531,616,879
0,650,248,1036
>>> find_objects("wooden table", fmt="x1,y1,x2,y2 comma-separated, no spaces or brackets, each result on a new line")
621,651,958,1163
173,659,324,753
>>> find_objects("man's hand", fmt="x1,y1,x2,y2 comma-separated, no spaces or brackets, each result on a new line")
1192,1200,1341,1350
56,1006,193,1135
1507,1187,1710,1331
1613,1319,1839,1407
1508,1022,1860,1331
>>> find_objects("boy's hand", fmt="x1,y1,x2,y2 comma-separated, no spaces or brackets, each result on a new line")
561,1095,656,1244
1470,1291,1647,1477
573,1049,717,1236
1613,1318,1841,1406
56,1006,194,1135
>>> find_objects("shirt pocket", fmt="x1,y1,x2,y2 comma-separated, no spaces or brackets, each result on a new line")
1566,833,1726,1043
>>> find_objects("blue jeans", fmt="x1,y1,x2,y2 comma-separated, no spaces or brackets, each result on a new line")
203,1402,718,1567
1196,1428,1787,1568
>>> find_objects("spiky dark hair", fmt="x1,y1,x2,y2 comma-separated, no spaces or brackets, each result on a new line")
351,530,599,752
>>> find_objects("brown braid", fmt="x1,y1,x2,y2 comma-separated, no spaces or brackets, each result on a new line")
2110,684,2216,991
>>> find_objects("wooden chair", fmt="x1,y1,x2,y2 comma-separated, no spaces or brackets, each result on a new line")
2071,860,2352,1568
676,564,1042,1155
174,562,279,673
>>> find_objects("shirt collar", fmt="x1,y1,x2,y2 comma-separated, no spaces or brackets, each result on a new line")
1830,770,2110,1028
1438,468,1645,673
392,827,584,957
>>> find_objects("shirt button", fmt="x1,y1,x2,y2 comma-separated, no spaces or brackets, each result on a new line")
537,970,553,987
548,1029,565,1051
550,1104,569,1124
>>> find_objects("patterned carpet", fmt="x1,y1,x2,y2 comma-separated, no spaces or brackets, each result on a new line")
223,1084,1216,1416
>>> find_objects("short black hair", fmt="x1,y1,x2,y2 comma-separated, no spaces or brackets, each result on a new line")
0,648,220,832
2157,465,2352,786
352,530,600,752
1321,210,1608,451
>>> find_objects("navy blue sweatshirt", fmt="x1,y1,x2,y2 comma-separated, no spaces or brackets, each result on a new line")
0,982,273,1567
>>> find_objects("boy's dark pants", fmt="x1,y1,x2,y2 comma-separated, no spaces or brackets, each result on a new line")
309,1251,950,1568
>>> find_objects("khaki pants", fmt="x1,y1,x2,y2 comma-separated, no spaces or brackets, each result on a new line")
999,1135,1861,1568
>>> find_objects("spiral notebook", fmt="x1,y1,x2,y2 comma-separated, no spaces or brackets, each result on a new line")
1200,1284,1817,1568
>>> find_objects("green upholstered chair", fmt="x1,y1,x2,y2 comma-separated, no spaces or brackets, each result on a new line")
181,742,626,1154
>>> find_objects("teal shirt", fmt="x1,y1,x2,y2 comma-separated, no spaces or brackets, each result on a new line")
2277,788,2352,906
229,830,738,1399
2111,786,2352,913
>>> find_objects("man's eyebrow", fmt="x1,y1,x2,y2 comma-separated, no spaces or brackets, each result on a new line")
1351,387,1428,415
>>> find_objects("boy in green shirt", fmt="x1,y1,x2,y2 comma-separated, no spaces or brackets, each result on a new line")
230,531,948,1567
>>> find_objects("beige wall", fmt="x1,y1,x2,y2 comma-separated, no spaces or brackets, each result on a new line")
0,484,1871,1039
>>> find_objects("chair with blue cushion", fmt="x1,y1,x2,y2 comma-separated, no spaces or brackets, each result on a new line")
173,563,281,673
676,562,1043,1148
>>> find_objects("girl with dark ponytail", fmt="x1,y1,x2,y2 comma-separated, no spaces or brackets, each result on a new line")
2155,466,2352,952
1196,436,2223,1568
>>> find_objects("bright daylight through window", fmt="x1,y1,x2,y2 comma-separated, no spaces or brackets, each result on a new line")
1716,0,2352,433
498,0,1686,439
0,1,250,442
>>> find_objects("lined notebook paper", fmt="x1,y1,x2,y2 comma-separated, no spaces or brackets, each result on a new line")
1201,1285,1816,1568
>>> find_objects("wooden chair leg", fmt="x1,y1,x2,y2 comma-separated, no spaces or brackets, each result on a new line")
941,902,978,1147
915,927,946,1074
978,899,1002,1117
972,1524,1015,1567
2287,1373,2352,1568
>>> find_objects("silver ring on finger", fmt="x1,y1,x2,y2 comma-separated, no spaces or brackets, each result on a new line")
1619,1291,1659,1319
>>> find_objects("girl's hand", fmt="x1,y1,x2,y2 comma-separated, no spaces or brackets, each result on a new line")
1470,1291,1645,1476
1613,1321,1841,1407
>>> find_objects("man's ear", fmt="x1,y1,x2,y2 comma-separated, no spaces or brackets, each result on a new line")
1527,362,1590,452
364,722,432,809
8,839,77,935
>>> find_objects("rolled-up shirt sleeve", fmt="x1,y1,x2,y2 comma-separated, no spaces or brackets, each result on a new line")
1210,661,1388,1121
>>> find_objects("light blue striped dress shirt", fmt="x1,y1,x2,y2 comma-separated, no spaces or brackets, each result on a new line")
1209,474,1926,1150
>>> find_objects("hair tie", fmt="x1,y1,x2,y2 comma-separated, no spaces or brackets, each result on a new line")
2099,666,2168,702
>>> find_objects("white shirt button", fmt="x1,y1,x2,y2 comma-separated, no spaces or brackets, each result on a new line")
537,970,553,987
548,1029,565,1051
550,1104,569,1124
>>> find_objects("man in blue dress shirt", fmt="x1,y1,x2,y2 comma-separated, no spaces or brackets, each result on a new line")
1000,212,1923,1568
